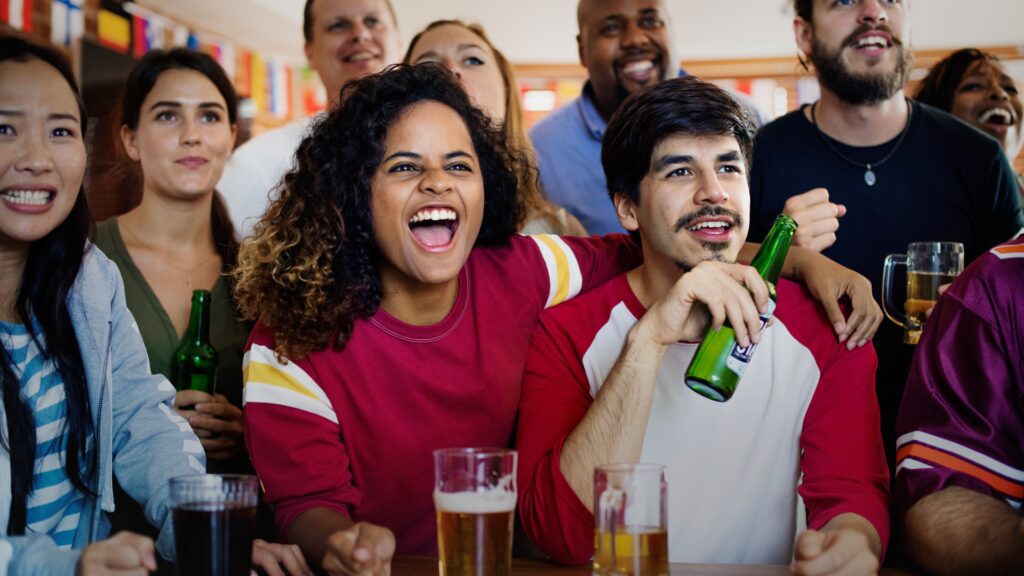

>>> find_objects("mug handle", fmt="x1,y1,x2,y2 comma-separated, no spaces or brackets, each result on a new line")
882,253,910,330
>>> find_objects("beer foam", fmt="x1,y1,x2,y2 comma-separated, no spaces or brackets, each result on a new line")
433,490,516,514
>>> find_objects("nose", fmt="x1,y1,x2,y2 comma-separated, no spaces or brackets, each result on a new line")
421,168,453,196
442,57,462,81
350,21,371,43
694,171,729,206
621,21,652,49
180,117,201,147
15,133,55,175
988,83,1011,102
858,0,889,25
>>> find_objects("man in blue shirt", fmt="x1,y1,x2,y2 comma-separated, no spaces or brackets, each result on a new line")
531,0,766,235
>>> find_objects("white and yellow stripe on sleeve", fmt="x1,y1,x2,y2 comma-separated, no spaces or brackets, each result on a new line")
529,234,583,309
243,344,338,424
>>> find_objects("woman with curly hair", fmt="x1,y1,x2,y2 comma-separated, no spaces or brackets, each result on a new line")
404,19,587,236
915,49,1023,192
235,63,882,574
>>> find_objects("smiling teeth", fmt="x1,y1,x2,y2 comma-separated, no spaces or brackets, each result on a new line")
348,52,374,62
980,108,1013,125
409,208,457,224
856,36,888,48
2,190,52,205
622,60,654,75
688,221,729,231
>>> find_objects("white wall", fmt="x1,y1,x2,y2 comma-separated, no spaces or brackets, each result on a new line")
144,0,1024,65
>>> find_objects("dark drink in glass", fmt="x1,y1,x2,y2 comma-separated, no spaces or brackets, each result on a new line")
173,501,255,576
169,475,258,576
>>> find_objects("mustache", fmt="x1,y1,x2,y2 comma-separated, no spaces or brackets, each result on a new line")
842,23,902,49
672,206,744,234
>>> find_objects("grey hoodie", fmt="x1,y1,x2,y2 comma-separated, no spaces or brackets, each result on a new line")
0,246,206,575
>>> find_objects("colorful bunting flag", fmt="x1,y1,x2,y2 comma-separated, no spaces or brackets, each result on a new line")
98,9,130,53
51,0,84,47
0,0,33,31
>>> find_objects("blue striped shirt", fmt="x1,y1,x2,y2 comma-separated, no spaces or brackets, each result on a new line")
0,320,89,549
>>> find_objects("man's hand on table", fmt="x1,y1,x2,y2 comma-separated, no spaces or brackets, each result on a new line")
321,522,395,575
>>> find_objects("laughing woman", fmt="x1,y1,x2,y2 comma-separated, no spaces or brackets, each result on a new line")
236,63,881,576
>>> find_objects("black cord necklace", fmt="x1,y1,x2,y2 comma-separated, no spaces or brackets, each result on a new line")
811,98,912,187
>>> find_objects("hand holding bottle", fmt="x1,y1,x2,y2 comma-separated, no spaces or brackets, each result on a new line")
173,390,243,459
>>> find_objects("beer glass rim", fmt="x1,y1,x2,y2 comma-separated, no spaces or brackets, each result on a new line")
907,241,964,253
432,447,516,459
169,473,259,488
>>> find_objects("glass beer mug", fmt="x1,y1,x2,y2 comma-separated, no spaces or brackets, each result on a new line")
433,448,517,576
882,242,963,344
593,463,669,576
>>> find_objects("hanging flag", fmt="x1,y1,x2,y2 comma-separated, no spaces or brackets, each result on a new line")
0,0,33,32
51,0,84,47
131,14,149,58
218,41,236,82
269,60,291,119
98,9,130,53
251,52,266,114
235,50,252,99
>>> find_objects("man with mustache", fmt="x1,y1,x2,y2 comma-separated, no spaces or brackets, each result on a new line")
218,0,403,238
748,0,1023,473
517,77,888,575
530,0,767,236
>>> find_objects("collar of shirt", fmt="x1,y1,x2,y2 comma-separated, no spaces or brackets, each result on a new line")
575,69,688,142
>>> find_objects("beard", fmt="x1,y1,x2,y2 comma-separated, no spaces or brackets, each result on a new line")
810,25,913,105
671,206,744,272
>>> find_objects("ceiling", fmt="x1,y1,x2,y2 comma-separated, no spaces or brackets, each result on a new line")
136,0,1024,67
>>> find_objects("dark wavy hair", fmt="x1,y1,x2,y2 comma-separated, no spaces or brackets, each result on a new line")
235,63,524,358
914,48,999,113
111,48,240,271
0,35,95,535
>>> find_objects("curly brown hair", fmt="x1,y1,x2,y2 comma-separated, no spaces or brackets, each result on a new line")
233,64,525,359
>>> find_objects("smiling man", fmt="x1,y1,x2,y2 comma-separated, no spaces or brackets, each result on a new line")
516,77,889,575
748,0,1024,476
530,0,767,236
218,0,403,238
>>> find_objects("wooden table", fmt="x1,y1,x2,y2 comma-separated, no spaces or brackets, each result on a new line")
391,556,917,575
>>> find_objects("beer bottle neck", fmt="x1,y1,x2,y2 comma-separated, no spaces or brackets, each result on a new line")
185,290,212,346
750,215,797,284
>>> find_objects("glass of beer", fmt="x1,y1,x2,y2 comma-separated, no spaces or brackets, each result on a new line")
593,463,669,576
882,242,964,344
433,448,516,576
169,474,258,576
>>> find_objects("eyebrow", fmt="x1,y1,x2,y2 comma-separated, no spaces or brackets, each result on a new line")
0,109,79,122
383,150,474,162
147,101,226,112
654,150,743,171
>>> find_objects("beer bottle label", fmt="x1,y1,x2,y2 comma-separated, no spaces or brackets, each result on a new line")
725,299,776,376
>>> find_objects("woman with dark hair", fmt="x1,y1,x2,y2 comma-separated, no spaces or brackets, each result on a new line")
0,37,309,575
915,48,1023,190
235,63,880,574
404,20,587,235
90,47,274,545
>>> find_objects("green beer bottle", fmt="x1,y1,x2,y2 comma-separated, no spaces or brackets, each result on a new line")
684,214,797,402
173,289,218,394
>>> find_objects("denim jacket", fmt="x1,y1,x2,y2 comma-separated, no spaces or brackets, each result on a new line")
0,245,206,575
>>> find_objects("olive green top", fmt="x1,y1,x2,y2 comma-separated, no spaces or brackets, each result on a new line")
93,218,250,409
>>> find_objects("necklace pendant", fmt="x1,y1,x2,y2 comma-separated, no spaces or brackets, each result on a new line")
864,168,877,186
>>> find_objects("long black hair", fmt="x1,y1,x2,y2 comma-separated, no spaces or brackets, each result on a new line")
114,48,240,271
914,49,999,114
0,35,95,535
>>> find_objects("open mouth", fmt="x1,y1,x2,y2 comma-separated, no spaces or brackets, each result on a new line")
618,57,659,85
978,107,1016,127
344,51,378,64
409,207,459,250
686,219,733,239
1,189,54,207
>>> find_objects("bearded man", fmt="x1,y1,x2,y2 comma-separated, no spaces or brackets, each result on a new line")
748,0,1023,476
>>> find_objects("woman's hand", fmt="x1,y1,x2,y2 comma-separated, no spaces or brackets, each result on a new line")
251,539,314,576
321,522,395,576
174,390,244,460
76,531,156,575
